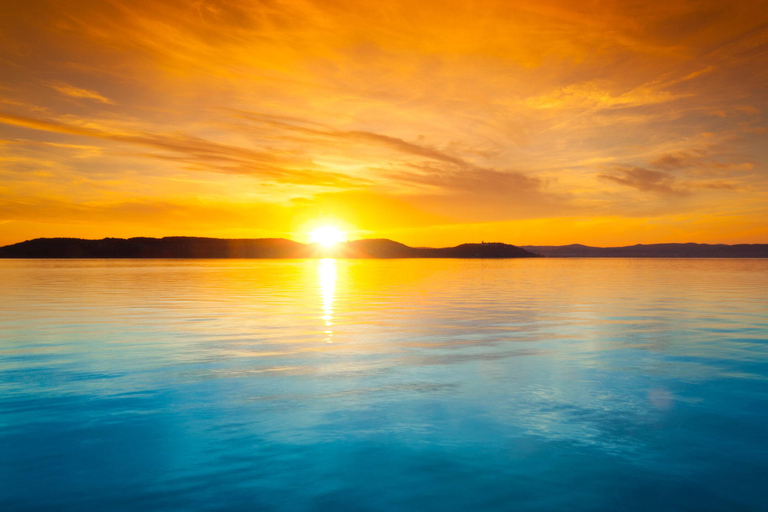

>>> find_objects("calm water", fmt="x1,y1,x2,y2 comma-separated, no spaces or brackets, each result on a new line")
1,258,767,511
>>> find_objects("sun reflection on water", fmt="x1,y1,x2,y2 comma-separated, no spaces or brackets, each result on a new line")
318,258,336,342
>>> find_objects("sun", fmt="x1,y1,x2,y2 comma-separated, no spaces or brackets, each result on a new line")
309,225,347,247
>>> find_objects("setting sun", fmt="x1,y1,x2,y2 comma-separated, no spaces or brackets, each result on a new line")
309,226,347,247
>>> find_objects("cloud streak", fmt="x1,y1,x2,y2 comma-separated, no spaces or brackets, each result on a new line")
0,112,365,187
599,167,687,196
51,83,115,105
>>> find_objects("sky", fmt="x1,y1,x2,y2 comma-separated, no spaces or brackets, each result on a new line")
1,0,767,247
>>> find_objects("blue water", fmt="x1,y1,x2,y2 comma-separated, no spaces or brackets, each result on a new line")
1,258,767,511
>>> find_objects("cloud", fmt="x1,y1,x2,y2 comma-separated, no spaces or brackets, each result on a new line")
599,167,688,196
386,163,539,194
0,112,366,187
709,25,768,60
232,111,570,216
232,109,472,167
693,180,737,190
51,83,115,105
524,80,686,111
651,152,704,170
650,150,755,178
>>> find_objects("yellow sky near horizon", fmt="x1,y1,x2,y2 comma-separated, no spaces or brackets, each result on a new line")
1,0,767,247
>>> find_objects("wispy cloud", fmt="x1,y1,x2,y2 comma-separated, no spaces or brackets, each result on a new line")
51,83,115,105
599,167,688,196
0,112,366,187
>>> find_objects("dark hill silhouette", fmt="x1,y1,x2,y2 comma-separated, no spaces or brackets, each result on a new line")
415,242,536,258
522,243,768,258
0,237,539,259
4,237,765,259
0,237,309,259
333,239,415,258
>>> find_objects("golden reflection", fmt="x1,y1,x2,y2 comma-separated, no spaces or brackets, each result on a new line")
318,258,337,342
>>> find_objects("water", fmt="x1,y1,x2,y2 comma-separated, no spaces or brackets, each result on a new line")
1,258,767,511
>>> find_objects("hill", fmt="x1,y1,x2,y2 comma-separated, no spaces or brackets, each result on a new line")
0,237,309,259
416,242,537,258
0,237,539,259
521,243,768,258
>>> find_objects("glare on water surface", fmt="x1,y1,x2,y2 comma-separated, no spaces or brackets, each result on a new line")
319,258,336,342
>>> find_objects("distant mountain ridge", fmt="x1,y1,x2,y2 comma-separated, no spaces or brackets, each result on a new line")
522,243,768,258
0,237,539,259
2,237,766,259
0,237,308,259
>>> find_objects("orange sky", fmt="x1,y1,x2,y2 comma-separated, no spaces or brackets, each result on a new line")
1,0,767,247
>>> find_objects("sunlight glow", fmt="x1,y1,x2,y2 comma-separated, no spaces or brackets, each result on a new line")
318,258,336,342
310,226,347,247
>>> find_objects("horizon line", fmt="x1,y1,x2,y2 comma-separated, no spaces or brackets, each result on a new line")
3,235,768,251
